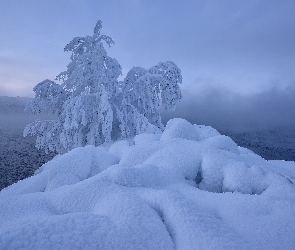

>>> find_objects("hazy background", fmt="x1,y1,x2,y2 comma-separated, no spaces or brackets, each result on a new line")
0,97,55,190
0,0,294,131
162,85,295,132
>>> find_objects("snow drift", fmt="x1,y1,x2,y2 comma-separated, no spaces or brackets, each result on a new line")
1,118,295,249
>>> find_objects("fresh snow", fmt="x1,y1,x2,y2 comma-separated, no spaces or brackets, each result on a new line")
267,160,295,183
1,118,295,249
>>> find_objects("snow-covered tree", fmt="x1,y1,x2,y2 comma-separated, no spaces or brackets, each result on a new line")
24,20,182,154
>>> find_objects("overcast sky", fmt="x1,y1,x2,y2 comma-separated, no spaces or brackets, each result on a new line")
0,0,294,130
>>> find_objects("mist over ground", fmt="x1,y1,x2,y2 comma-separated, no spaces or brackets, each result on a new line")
162,84,295,132
0,96,55,189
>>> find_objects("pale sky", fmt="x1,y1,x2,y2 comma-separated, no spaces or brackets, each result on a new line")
1,0,295,130
1,0,294,97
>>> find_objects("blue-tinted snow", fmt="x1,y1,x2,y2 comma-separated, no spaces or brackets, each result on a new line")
0,118,295,249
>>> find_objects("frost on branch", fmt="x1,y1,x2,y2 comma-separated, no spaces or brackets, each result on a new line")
122,62,182,129
24,79,65,115
24,20,182,154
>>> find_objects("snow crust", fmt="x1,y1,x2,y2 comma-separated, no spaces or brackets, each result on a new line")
1,118,295,249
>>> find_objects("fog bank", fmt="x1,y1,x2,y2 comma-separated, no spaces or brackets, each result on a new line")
162,85,295,132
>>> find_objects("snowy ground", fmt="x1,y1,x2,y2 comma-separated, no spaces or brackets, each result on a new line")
224,130,295,161
266,160,295,183
0,130,55,189
0,96,55,190
1,118,295,249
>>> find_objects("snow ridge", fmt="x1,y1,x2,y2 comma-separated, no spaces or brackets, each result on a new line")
1,118,295,249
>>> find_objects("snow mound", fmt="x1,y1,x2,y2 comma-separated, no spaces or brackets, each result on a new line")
1,118,295,249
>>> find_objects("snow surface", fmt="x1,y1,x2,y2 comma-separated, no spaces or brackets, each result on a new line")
1,118,295,249
267,160,295,183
